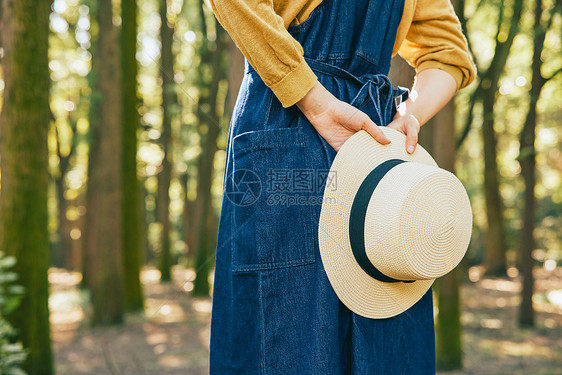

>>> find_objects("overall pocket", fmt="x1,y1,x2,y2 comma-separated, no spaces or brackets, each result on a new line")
229,127,316,272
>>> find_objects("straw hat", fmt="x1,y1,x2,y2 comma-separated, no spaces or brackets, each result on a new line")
318,127,472,319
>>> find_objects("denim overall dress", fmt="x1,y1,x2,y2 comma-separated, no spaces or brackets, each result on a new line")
210,0,436,373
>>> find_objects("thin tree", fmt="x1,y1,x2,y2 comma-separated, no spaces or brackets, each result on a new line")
432,101,463,370
518,0,561,327
181,27,242,270
51,17,82,271
84,0,125,325
0,0,54,373
181,171,198,258
389,40,462,372
226,37,245,115
157,0,178,282
53,124,76,269
191,2,228,296
432,2,470,368
121,0,145,311
457,0,525,276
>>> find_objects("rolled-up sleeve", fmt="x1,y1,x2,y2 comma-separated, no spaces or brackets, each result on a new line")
209,0,317,107
395,0,477,90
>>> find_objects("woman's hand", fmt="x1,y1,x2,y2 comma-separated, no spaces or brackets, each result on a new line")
296,81,390,152
387,112,420,154
387,68,458,154
297,68,458,153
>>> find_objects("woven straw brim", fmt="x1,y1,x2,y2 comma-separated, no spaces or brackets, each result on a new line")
318,128,439,319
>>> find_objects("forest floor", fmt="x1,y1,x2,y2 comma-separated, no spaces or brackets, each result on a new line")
50,266,562,375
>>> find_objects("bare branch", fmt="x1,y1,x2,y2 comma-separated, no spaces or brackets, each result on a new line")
544,67,562,83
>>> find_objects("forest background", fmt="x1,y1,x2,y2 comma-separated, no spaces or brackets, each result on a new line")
0,0,560,373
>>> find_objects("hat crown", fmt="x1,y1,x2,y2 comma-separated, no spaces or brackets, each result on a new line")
363,162,472,281
318,128,473,319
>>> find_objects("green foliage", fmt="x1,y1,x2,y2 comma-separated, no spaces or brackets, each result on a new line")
455,0,562,268
0,252,27,375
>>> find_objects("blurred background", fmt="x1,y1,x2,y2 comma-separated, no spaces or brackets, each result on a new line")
0,0,560,374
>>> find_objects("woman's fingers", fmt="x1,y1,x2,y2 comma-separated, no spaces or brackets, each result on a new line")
297,82,395,151
338,103,390,145
361,116,390,145
387,113,420,154
404,114,420,154
405,130,418,154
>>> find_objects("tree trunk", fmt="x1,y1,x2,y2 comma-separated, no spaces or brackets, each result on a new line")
121,0,145,312
54,170,75,269
518,0,549,327
432,101,463,371
72,201,86,272
454,0,525,273
185,37,242,267
481,88,507,276
389,55,463,370
54,133,76,270
157,0,176,282
227,38,245,115
470,0,524,276
518,99,537,327
84,0,124,325
0,0,54,372
192,6,226,296
181,172,198,258
143,180,155,264
192,124,219,296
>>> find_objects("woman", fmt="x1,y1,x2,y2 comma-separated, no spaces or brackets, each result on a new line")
208,0,476,373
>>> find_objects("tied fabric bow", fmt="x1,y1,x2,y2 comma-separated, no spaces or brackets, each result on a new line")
305,57,408,127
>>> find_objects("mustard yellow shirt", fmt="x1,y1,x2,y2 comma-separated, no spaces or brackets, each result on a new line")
210,0,477,107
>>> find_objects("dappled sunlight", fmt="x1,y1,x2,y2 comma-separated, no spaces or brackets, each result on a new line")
506,267,520,278
49,266,212,374
158,355,190,368
198,325,211,351
452,266,562,374
172,265,196,292
480,278,521,293
2,0,556,373
44,261,561,375
145,298,186,323
141,266,162,285
533,268,562,316
463,268,562,319
143,323,171,357
193,299,212,314
48,268,82,288
476,337,559,360
479,318,503,329
468,266,484,282
49,290,85,326
45,262,561,374
146,331,169,346
49,269,86,346
547,290,562,308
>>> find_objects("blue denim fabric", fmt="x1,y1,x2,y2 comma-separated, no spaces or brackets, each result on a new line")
210,0,436,373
